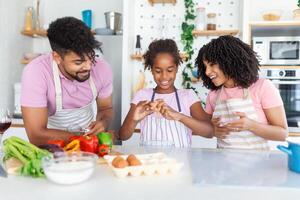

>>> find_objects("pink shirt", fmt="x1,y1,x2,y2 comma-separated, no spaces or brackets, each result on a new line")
21,54,113,116
205,78,283,124
131,88,200,117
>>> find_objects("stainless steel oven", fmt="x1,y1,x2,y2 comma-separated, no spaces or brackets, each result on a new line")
253,36,300,66
260,68,300,133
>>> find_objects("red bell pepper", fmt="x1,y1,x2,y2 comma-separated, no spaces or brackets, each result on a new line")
78,135,98,153
47,140,65,148
98,144,110,157
69,135,80,141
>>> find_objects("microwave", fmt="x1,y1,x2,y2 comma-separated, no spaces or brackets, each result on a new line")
253,36,300,66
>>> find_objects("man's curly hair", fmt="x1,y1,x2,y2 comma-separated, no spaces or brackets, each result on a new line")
143,39,183,70
47,16,101,64
195,35,260,90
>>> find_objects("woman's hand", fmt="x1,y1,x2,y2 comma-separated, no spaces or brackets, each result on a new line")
225,112,255,132
211,117,230,139
132,101,154,122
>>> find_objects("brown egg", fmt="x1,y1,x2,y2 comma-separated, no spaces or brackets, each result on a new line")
112,156,123,167
126,154,137,162
114,159,129,168
129,158,142,166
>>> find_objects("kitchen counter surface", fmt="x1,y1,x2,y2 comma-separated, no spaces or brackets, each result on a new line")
1,147,300,200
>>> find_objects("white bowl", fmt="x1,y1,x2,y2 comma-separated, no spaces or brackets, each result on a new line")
41,151,98,185
261,10,283,21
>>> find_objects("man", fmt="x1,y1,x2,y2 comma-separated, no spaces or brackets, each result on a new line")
21,17,113,145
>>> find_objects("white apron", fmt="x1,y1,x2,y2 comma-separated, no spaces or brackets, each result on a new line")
47,61,97,132
140,89,192,148
212,87,269,150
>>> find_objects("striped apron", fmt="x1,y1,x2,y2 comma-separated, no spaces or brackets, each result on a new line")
47,61,97,132
212,87,269,150
139,89,192,148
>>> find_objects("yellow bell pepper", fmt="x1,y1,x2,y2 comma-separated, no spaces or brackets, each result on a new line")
63,139,80,152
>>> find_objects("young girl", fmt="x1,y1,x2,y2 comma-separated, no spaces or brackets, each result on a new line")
196,35,288,150
119,39,213,148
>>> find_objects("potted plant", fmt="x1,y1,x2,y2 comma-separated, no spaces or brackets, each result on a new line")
293,0,300,20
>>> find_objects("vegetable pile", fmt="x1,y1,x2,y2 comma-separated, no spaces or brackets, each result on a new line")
47,132,113,157
3,136,51,177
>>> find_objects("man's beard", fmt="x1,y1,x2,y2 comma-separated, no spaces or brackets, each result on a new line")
69,70,90,82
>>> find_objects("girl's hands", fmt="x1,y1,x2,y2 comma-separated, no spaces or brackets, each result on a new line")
160,103,183,121
139,99,182,121
132,101,154,122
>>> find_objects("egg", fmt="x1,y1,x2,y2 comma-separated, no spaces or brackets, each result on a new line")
127,154,137,162
129,158,142,166
112,156,123,167
114,159,129,168
127,154,142,166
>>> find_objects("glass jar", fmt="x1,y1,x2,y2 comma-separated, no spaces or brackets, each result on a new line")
24,7,33,31
195,7,205,30
206,13,216,30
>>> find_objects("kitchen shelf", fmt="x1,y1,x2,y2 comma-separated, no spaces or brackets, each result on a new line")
250,20,300,27
131,52,189,61
148,0,176,6
21,29,47,37
21,29,96,37
21,59,31,64
260,65,300,69
249,21,300,33
192,29,239,37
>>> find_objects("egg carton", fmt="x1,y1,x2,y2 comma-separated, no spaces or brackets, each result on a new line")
104,152,184,178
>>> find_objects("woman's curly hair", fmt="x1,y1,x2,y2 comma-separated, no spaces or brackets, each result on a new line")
143,39,183,70
47,17,101,64
195,35,260,90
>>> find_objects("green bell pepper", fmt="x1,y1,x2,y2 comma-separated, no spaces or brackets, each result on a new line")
97,132,112,150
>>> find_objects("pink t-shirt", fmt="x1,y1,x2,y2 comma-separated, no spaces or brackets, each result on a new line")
131,88,200,117
21,53,113,116
205,78,283,124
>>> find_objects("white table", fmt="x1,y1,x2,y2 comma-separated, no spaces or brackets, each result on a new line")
1,147,300,200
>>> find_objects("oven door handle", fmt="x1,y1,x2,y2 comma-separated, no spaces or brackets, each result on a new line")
271,80,300,85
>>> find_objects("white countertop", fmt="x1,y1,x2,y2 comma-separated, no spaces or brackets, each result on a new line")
1,147,300,200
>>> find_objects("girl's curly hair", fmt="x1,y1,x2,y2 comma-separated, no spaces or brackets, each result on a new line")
195,35,260,90
143,39,183,70
47,17,101,64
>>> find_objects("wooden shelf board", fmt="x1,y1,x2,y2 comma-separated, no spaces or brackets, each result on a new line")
148,0,176,6
250,20,300,27
260,65,300,69
21,29,96,37
131,52,188,61
21,29,47,37
289,133,300,137
21,59,31,64
192,29,239,37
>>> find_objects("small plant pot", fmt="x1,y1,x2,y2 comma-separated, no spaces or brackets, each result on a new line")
293,8,300,20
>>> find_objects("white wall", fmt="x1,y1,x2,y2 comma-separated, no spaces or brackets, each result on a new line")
0,0,33,110
248,0,297,21
32,0,123,53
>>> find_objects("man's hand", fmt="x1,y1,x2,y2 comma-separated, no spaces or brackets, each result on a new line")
86,120,106,135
